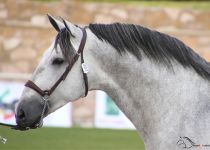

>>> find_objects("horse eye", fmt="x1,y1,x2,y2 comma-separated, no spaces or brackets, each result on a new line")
52,58,64,65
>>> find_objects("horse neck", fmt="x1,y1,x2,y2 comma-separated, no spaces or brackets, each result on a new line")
87,34,210,145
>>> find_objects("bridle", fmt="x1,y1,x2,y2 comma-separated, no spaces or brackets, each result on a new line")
25,26,89,127
0,27,88,131
25,27,88,98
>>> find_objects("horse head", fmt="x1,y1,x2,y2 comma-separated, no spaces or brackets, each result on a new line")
15,15,93,129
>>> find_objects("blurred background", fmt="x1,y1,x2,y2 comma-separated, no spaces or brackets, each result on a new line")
0,0,210,150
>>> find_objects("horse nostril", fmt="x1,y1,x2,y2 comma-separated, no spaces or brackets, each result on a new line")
17,109,26,120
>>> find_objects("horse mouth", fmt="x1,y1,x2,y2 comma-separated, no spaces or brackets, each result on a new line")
15,98,49,131
15,115,43,131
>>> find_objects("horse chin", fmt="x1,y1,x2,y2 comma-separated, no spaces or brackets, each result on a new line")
16,116,43,131
31,119,43,129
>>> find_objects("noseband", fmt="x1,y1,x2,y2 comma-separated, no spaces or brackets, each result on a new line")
0,27,88,131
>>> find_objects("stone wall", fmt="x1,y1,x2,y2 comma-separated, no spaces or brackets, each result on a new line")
0,0,210,127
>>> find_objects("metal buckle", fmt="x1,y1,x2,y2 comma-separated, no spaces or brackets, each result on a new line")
41,95,49,105
42,91,50,103
43,95,49,102
82,63,89,74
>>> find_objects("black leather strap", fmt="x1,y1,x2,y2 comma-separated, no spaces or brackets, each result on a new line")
81,47,88,97
0,122,29,131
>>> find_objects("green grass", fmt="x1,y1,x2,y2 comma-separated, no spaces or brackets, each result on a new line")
128,1,210,10
82,0,210,10
34,0,210,10
0,127,145,150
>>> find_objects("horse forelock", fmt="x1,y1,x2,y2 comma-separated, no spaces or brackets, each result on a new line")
54,28,76,62
89,23,210,80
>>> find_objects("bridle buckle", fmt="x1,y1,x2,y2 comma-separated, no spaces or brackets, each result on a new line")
42,91,50,103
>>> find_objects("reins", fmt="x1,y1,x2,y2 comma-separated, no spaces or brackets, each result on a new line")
0,122,16,129
0,26,88,131
0,122,29,131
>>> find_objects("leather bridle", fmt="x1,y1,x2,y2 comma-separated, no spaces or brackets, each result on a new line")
0,27,88,131
25,27,88,98
25,27,89,128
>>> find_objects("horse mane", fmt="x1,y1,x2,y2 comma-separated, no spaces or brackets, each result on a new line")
89,23,210,80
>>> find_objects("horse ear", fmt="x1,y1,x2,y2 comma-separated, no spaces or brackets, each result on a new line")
61,18,72,33
47,14,64,32
60,18,81,37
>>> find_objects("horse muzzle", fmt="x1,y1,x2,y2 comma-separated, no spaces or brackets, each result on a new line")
15,96,47,129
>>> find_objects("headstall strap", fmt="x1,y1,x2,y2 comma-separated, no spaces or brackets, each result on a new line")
79,27,88,97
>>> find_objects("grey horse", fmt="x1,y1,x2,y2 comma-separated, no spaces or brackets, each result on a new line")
15,15,210,150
